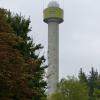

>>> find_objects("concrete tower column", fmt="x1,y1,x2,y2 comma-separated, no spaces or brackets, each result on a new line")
43,1,64,96
48,21,59,94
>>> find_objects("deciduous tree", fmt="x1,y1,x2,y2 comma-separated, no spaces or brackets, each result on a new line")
0,8,47,99
50,77,89,100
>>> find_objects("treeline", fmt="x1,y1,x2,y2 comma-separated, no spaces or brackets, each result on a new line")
50,67,100,100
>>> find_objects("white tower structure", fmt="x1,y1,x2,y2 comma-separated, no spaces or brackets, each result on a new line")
43,1,64,95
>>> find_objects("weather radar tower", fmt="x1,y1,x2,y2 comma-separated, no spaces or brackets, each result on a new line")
43,1,64,95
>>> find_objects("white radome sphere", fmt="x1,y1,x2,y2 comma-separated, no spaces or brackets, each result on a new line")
48,1,60,8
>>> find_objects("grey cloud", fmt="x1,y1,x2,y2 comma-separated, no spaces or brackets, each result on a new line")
1,0,100,78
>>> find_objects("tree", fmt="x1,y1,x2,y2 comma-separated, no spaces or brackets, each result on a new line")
79,68,88,84
94,75,100,99
88,68,98,100
0,8,47,99
0,8,12,33
6,10,47,99
50,77,89,100
49,92,66,100
79,67,100,100
0,8,33,99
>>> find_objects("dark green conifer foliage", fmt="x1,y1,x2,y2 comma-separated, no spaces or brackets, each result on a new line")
88,68,98,100
79,68,100,100
79,68,88,84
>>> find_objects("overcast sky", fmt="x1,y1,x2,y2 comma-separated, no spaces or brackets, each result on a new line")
1,0,100,79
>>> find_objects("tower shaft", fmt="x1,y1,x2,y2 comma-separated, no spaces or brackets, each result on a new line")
48,22,59,95
43,1,64,96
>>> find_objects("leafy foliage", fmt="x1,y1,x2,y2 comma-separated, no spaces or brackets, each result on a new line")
78,68,88,84
7,10,47,99
0,32,34,99
49,77,89,100
79,67,100,100
0,8,47,99
50,68,100,100
0,8,12,33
